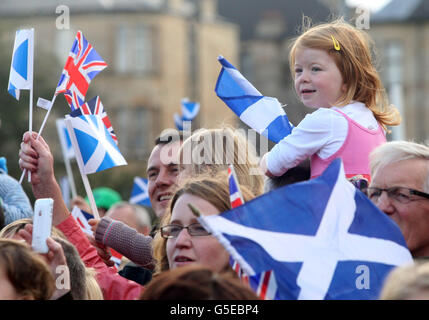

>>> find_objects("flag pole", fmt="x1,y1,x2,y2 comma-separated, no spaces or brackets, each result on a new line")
19,94,57,184
26,84,33,183
27,28,35,183
64,115,100,220
64,154,77,200
81,173,100,220
55,119,77,200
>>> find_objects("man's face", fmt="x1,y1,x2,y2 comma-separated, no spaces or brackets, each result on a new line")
146,141,181,218
370,159,429,257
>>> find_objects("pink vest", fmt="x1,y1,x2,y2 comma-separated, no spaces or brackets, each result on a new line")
310,109,386,181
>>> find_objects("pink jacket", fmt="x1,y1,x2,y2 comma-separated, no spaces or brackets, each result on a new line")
57,215,144,300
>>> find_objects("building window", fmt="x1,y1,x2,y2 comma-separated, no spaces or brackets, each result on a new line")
113,107,155,160
116,25,157,74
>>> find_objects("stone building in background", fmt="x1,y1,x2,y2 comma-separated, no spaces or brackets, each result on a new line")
0,0,238,163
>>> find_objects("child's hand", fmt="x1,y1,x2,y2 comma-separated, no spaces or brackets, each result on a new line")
88,218,100,233
260,153,276,178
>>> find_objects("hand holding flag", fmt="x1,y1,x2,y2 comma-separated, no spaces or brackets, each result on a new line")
65,114,127,219
19,31,107,184
215,55,293,143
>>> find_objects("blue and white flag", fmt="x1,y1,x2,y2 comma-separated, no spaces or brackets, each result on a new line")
198,159,413,300
8,29,34,100
129,177,151,207
215,55,293,143
65,114,127,175
71,206,94,236
174,98,200,131
56,118,75,160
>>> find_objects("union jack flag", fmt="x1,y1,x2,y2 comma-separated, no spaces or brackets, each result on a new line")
70,96,118,145
55,31,107,111
71,206,94,236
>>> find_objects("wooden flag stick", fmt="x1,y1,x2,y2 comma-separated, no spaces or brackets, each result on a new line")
19,94,57,184
64,115,100,220
81,173,100,220
27,86,33,183
64,156,77,200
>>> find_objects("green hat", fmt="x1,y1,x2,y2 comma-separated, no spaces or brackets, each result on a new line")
86,187,121,211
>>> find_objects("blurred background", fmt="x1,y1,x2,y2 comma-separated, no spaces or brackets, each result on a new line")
0,0,428,203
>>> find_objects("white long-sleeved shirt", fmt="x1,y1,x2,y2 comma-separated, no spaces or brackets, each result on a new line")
266,102,380,176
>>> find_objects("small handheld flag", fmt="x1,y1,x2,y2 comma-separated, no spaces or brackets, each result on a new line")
174,98,200,131
8,29,34,100
215,55,293,143
55,31,107,111
65,114,126,175
129,177,151,207
71,206,94,236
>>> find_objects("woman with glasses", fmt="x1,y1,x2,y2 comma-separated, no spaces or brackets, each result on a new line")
153,173,255,274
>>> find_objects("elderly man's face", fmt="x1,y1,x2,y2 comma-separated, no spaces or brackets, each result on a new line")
370,159,429,257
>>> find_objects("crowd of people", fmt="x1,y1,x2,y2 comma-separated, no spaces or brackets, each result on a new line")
1,18,429,301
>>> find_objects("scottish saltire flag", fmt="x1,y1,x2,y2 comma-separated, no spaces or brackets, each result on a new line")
65,115,127,175
174,98,200,131
8,29,34,100
70,96,118,144
199,159,413,300
56,118,75,160
71,206,94,236
129,177,151,207
55,31,107,111
228,165,244,208
215,55,293,143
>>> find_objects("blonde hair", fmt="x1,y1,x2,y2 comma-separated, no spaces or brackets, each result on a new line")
0,218,66,239
85,267,104,300
290,17,401,130
179,126,264,196
380,262,429,300
152,174,255,274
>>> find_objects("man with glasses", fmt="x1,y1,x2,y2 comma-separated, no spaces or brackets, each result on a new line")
368,141,429,259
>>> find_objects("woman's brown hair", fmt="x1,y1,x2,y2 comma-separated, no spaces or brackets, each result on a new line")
152,174,255,274
0,239,54,300
140,264,260,300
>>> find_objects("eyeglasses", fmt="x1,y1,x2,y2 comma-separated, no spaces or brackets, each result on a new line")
160,223,211,239
365,186,429,204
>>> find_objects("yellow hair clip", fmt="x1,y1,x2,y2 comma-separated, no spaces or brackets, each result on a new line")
331,35,340,51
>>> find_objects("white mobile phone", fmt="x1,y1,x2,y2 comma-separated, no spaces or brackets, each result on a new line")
32,198,53,254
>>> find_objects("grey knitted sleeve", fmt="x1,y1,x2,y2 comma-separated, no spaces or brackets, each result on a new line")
95,217,154,269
